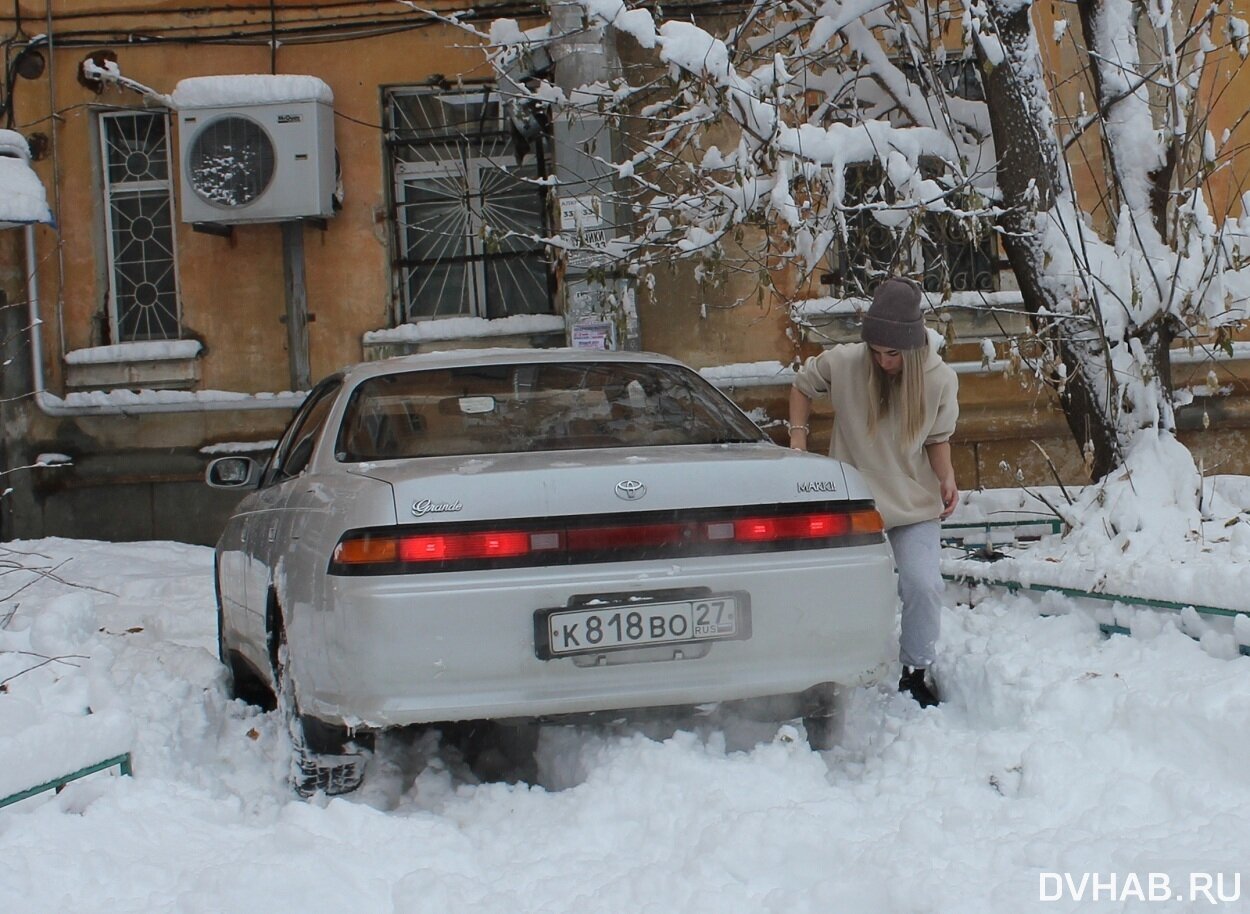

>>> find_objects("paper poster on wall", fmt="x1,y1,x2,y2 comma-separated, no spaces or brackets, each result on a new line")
571,320,614,350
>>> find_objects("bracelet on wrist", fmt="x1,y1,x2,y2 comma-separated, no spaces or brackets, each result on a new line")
786,423,809,434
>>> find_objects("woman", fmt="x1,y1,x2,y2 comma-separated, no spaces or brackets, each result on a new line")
788,277,958,707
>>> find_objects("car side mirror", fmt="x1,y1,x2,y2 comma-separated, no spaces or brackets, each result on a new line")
206,455,260,490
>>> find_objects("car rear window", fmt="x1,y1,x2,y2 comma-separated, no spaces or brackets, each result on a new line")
335,361,766,461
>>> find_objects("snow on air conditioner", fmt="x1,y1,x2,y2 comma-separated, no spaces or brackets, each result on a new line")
172,75,336,225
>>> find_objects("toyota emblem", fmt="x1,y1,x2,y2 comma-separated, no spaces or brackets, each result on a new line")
615,479,647,501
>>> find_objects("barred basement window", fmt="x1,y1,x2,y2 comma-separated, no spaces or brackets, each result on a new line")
384,86,553,322
99,110,182,342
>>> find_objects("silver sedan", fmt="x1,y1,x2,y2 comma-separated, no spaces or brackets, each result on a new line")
207,348,898,795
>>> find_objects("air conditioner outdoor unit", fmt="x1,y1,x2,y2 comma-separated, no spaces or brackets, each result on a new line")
174,76,336,224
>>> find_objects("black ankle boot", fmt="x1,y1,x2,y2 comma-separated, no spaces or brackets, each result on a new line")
899,666,939,708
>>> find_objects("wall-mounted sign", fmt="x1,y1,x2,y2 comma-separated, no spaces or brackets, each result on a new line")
571,319,614,350
559,194,603,232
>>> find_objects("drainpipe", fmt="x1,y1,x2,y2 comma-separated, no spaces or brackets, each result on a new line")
548,1,639,350
23,225,45,401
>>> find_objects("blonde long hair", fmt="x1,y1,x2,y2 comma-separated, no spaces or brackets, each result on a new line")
865,346,928,447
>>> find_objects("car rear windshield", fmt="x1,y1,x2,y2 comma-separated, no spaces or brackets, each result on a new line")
335,361,766,461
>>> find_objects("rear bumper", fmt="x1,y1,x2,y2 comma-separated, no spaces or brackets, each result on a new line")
288,545,898,728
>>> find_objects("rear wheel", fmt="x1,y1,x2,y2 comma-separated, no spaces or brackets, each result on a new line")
801,683,847,751
268,597,369,797
802,714,841,751
288,716,371,797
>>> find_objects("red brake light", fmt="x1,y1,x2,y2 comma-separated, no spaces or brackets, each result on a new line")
734,512,851,542
735,518,775,541
803,513,841,536
331,504,884,573
399,531,531,562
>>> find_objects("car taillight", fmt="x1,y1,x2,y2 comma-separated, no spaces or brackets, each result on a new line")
736,513,846,541
331,504,884,574
398,531,532,562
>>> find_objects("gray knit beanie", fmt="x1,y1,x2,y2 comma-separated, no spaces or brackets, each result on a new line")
861,277,927,350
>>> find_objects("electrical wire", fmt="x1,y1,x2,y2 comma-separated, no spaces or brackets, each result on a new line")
0,4,536,45
0,1,748,47
335,110,386,131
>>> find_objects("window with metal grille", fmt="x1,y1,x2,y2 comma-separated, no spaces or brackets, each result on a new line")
918,174,997,294
825,60,997,296
99,110,182,342
828,161,899,295
385,86,554,322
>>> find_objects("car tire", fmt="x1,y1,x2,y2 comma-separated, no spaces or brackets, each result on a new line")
802,714,842,751
268,597,368,797
801,683,847,752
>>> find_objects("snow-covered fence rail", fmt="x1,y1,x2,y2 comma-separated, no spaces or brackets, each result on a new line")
940,519,1064,560
944,571,1243,620
0,753,132,810
0,709,135,810
939,514,1249,656
943,571,1250,657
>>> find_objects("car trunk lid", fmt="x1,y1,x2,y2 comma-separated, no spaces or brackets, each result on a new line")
344,443,860,524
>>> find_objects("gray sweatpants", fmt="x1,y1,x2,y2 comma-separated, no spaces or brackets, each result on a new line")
886,518,943,669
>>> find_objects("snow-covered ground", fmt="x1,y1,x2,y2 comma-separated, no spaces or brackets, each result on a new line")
2,470,1249,913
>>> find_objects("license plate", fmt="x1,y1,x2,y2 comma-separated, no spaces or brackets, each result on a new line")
543,595,740,657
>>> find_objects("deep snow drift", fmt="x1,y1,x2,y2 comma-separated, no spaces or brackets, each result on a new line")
2,469,1249,913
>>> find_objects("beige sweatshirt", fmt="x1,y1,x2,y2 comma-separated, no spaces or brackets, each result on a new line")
793,341,959,529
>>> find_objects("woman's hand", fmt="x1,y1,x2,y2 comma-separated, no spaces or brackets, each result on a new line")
938,473,959,520
925,441,959,519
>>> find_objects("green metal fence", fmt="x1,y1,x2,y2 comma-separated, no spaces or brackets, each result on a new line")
0,753,132,810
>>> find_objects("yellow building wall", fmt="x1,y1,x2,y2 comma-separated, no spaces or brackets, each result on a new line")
1034,0,1250,225
3,0,1248,474
11,1,498,395
10,1,1248,383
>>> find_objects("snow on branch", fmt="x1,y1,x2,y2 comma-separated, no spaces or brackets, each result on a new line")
388,0,1250,482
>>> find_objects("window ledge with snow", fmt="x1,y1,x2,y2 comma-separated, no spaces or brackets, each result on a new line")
793,289,1029,345
64,340,203,391
362,315,567,360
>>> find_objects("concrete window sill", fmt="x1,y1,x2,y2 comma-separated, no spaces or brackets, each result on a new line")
63,341,203,391
361,315,567,361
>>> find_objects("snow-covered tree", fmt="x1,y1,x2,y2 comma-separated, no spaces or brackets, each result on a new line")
451,0,1250,485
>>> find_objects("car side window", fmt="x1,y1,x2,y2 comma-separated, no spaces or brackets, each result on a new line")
261,379,342,487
